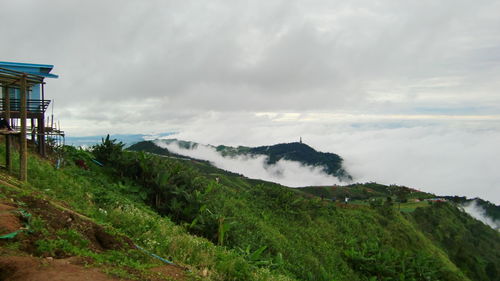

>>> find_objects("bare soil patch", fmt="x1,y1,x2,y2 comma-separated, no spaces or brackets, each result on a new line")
14,195,134,256
150,265,187,281
0,204,22,236
0,195,187,281
0,256,132,281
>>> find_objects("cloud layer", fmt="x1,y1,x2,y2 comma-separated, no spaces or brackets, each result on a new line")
461,200,500,231
155,139,342,187
1,1,500,135
168,113,500,204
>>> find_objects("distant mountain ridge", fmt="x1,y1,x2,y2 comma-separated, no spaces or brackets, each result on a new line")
217,142,352,181
127,140,209,163
66,132,175,147
129,139,352,182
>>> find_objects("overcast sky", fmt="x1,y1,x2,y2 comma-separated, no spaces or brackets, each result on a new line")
1,0,499,203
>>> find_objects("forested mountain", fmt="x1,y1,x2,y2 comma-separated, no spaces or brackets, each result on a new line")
248,142,351,180
130,139,352,181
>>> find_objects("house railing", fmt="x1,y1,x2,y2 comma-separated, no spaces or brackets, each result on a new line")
0,99,51,113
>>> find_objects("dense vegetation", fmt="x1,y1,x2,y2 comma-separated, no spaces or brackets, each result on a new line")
111,136,499,280
298,182,434,202
129,138,208,163
0,139,293,281
410,203,500,281
1,136,499,281
247,142,351,181
445,196,500,222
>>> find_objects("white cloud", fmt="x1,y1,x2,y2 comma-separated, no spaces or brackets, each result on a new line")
154,139,342,187
167,113,500,204
2,0,500,129
461,200,500,231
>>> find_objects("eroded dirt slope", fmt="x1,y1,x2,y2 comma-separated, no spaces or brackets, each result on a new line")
0,194,186,281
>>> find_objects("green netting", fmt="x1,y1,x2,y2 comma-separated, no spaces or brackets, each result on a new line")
0,230,22,239
0,208,31,239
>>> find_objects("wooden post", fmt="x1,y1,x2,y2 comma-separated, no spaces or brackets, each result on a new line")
3,85,12,172
40,83,46,156
38,117,45,156
31,118,35,142
19,74,27,181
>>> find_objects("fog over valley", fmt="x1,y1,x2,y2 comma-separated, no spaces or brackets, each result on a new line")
164,113,500,204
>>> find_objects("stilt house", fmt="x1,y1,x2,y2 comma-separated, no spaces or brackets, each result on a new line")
0,61,61,180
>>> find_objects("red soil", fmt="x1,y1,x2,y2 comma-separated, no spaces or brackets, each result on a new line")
0,204,22,236
0,197,187,281
0,256,132,281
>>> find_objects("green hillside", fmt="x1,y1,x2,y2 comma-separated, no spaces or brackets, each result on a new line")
128,140,209,163
1,136,499,281
444,196,500,223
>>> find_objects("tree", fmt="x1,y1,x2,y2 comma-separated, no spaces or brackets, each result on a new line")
394,187,410,211
91,134,125,165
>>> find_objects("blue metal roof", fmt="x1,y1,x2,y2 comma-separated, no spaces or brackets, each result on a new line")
0,61,58,79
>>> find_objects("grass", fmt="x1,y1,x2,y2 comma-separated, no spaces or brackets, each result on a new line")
0,144,295,281
399,201,431,213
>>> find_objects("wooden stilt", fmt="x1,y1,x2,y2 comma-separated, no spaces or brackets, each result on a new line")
31,118,36,142
40,84,45,156
39,117,46,156
3,85,12,172
20,74,27,181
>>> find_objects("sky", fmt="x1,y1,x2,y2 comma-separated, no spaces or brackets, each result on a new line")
1,0,499,203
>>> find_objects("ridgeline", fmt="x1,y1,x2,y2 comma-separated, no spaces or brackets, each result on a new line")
130,139,352,181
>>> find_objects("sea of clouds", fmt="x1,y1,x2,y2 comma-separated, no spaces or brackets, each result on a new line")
156,126,500,230
159,112,500,205
154,140,342,187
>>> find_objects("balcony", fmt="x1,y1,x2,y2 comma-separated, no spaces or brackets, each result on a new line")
0,99,51,118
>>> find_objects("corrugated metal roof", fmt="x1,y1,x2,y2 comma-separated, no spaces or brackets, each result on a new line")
0,61,58,79
0,61,54,69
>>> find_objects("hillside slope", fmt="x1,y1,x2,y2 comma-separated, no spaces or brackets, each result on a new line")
0,145,293,281
2,138,499,281
120,138,498,280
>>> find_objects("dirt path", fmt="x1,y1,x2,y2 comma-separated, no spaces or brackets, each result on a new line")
0,256,187,281
0,256,132,281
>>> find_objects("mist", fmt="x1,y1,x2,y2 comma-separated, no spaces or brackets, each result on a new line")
167,112,500,204
461,200,500,231
154,140,342,187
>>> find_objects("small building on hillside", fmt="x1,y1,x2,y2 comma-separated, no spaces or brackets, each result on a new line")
0,61,62,180
0,61,57,112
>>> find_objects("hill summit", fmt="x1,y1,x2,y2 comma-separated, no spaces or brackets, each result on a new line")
129,139,352,182
217,141,352,181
